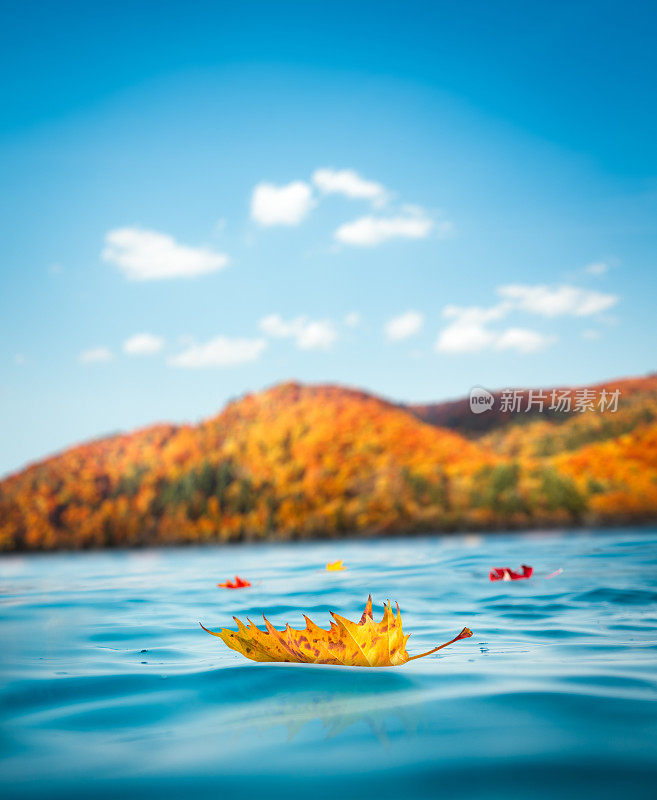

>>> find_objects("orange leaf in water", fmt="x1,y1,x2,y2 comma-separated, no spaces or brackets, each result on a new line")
218,575,251,589
326,560,345,571
200,595,473,667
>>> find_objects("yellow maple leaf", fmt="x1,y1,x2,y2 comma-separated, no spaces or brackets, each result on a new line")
326,560,345,571
200,595,473,667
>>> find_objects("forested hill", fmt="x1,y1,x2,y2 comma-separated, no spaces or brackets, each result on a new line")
1,376,656,551
406,374,657,440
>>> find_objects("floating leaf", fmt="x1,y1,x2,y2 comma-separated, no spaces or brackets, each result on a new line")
489,565,533,581
200,595,473,667
545,568,563,579
326,560,345,571
218,575,251,589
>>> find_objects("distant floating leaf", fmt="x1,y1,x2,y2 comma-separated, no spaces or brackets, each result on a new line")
326,560,346,571
201,594,473,667
489,565,533,581
218,575,251,589
545,568,563,579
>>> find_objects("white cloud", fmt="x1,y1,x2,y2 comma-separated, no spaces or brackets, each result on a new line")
14,354,26,366
436,324,494,354
435,307,497,354
582,328,601,340
312,168,387,204
123,333,165,356
435,305,553,355
334,212,436,247
495,327,554,353
584,261,609,276
103,227,228,281
259,314,303,339
435,281,618,356
385,311,424,341
250,181,314,226
297,320,337,350
169,337,267,368
79,347,113,364
344,311,361,327
497,284,618,317
259,314,337,350
443,304,509,324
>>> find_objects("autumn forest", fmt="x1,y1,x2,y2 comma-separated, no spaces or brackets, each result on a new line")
1,375,656,551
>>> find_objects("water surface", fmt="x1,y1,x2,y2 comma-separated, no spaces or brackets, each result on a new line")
2,530,657,799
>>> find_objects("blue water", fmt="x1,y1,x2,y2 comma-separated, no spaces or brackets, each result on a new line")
2,530,657,799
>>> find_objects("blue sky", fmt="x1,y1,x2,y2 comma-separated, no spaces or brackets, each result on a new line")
1,0,656,476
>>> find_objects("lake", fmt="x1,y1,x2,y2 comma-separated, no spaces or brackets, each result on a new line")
1,529,656,799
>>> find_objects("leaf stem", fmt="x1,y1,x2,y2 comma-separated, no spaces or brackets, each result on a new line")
407,627,473,661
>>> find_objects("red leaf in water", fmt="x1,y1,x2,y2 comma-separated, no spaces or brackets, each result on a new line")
218,575,251,589
489,565,533,581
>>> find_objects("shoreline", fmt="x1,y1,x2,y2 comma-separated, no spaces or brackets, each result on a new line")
3,518,656,556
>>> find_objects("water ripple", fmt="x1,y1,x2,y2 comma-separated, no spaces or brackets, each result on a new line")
1,529,657,799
